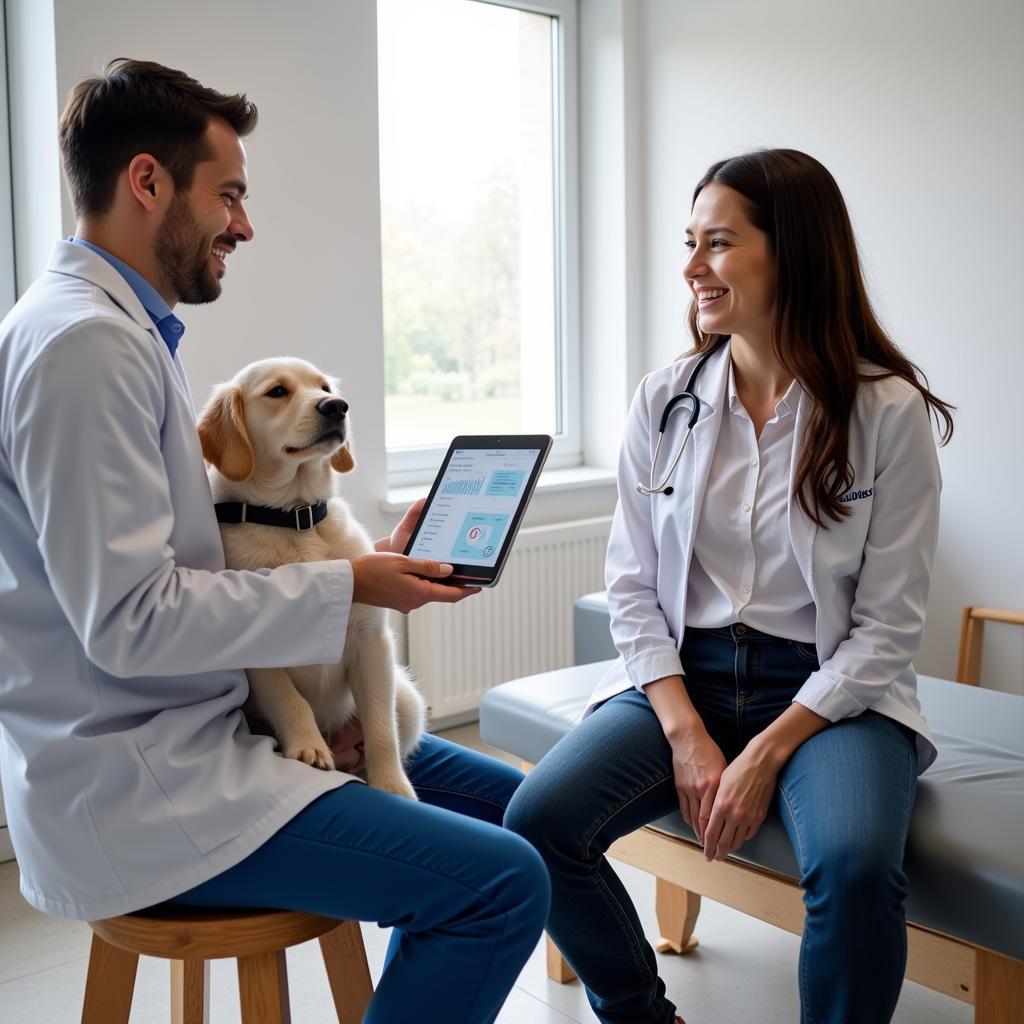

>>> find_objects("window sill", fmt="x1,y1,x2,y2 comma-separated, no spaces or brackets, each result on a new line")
380,464,617,514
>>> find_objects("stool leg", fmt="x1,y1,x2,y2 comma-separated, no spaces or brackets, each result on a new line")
319,921,373,1024
171,958,210,1024
238,949,291,1024
81,932,139,1024
654,876,701,954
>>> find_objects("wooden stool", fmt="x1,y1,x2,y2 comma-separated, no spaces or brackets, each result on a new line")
81,906,373,1024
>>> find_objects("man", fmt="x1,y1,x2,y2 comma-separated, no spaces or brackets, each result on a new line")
0,59,547,1022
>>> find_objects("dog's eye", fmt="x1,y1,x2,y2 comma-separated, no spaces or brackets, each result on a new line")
265,385,288,398
320,384,331,393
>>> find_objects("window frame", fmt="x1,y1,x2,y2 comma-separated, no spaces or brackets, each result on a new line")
381,0,581,487
0,5,17,315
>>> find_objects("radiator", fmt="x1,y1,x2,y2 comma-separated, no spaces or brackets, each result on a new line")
407,516,612,722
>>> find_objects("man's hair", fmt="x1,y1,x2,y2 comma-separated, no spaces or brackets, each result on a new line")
59,58,258,217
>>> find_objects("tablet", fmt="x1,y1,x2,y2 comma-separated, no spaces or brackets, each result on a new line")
403,435,553,587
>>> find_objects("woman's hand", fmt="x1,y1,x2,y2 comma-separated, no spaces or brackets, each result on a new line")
669,725,728,844
701,703,830,862
700,744,779,862
376,498,426,554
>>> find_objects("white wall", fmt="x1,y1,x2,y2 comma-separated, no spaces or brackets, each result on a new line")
9,0,1022,688
11,0,393,532
631,0,1024,690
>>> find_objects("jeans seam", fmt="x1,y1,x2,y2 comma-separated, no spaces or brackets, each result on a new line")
593,862,659,993
733,638,742,737
460,906,512,1024
413,786,508,812
580,770,675,861
277,827,504,904
778,780,812,1019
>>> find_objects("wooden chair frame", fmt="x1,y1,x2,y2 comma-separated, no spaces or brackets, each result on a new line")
956,606,1024,686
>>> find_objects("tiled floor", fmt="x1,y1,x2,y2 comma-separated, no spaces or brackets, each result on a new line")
0,723,971,1023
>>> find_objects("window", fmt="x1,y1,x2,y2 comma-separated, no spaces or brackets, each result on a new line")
377,0,578,482
0,6,16,316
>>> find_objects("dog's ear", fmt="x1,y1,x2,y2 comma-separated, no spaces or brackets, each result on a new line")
197,386,255,482
330,440,356,474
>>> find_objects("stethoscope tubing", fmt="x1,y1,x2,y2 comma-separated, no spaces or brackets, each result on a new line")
636,340,725,496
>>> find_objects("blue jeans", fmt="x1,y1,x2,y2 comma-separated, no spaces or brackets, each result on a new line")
505,624,918,1024
165,734,549,1024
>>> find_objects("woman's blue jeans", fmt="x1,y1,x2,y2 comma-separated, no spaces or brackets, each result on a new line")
505,624,918,1024
164,734,549,1024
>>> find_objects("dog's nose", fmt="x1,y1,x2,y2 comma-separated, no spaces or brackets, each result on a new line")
316,397,348,421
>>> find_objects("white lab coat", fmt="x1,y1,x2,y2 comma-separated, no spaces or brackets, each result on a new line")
0,242,359,920
587,342,941,773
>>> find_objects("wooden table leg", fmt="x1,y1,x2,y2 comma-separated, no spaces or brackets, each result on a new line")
546,935,578,983
976,948,1024,1024
654,876,701,955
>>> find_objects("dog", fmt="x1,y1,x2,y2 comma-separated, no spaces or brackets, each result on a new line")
197,357,425,800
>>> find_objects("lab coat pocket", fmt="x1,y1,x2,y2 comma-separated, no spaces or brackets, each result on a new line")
135,728,253,855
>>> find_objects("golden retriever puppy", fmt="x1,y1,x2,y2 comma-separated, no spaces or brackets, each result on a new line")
197,357,424,800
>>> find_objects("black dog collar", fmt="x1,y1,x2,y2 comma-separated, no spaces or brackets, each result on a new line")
214,500,329,532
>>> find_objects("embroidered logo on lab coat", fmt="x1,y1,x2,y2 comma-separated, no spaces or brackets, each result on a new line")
838,488,873,503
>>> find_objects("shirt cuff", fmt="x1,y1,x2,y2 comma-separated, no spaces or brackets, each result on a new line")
793,670,866,722
314,559,354,664
625,646,685,691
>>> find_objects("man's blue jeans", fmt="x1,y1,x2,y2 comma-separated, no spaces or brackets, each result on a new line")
165,734,549,1024
505,624,918,1024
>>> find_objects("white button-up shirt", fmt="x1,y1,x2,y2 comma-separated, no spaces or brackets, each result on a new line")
686,360,816,642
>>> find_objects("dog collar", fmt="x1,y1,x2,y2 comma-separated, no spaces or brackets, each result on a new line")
214,500,329,532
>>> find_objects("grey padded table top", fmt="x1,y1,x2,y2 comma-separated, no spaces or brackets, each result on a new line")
480,661,1024,960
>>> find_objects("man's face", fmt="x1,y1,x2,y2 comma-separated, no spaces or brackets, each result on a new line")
153,117,254,305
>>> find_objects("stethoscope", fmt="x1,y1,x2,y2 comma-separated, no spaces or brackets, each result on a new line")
636,340,725,497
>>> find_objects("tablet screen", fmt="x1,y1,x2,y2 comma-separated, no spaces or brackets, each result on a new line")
404,436,552,584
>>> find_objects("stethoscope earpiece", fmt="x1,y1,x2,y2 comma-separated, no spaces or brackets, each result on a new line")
663,487,673,496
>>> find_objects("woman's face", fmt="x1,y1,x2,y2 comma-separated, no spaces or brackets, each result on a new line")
684,182,776,343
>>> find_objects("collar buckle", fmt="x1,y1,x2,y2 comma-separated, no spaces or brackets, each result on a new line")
294,505,315,532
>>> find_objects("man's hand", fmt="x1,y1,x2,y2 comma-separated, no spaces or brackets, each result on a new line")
375,498,426,555
351,552,479,613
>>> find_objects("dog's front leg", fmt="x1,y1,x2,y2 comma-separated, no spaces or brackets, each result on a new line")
247,667,334,771
345,632,417,800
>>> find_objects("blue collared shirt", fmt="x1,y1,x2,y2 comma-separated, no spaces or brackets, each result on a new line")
69,237,186,358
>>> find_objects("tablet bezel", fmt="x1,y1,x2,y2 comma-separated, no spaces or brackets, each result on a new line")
402,434,553,587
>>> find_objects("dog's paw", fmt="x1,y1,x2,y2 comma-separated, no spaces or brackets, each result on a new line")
283,740,335,771
372,772,418,801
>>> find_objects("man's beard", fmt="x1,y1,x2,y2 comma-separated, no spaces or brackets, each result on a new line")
153,192,221,305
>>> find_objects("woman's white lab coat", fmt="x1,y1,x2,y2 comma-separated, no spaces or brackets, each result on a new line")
586,342,942,773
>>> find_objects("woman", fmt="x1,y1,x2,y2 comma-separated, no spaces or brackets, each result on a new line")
505,149,953,1024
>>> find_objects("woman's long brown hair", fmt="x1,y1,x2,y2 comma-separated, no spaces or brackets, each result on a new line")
686,149,954,528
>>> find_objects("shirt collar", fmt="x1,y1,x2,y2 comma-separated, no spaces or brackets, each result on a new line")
726,358,800,420
69,237,185,358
